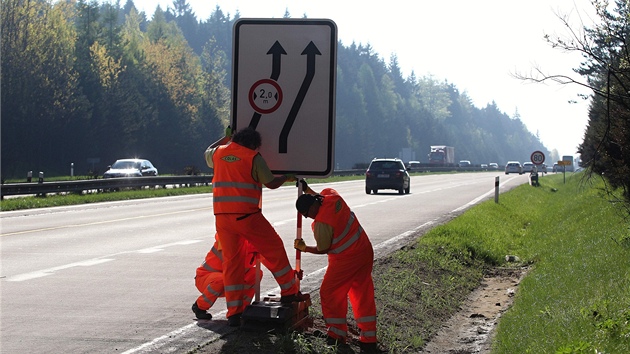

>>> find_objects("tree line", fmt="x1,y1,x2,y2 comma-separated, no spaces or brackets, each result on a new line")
514,0,630,212
1,0,548,179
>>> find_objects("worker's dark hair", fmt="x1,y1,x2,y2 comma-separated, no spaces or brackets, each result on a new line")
296,194,323,214
232,127,262,150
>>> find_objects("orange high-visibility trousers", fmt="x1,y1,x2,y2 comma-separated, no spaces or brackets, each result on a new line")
321,246,377,344
216,212,298,317
194,264,260,311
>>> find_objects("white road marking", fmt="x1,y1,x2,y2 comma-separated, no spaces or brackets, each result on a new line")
5,240,204,282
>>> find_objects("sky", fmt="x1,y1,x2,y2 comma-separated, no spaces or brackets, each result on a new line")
132,0,597,158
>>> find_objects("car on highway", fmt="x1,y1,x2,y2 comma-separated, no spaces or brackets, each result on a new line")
489,162,499,169
522,162,536,173
365,158,410,194
505,161,523,175
407,160,421,171
458,160,472,167
103,159,158,178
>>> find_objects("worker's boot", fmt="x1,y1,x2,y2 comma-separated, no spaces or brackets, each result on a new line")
359,341,378,354
192,302,213,320
227,313,242,327
280,291,310,303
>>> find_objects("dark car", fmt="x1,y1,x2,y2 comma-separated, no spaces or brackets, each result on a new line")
103,159,158,178
365,158,410,194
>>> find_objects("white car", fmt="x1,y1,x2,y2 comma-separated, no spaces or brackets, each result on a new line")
505,161,523,175
522,162,536,173
103,159,158,178
489,163,499,169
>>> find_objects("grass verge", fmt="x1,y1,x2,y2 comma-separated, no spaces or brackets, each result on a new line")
371,172,630,353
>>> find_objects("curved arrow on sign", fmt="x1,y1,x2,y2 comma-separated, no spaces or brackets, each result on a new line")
279,41,321,153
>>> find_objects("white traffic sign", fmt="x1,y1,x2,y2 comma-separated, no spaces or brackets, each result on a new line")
232,18,337,177
531,150,545,165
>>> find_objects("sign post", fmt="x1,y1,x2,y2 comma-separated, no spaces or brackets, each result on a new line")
558,160,571,183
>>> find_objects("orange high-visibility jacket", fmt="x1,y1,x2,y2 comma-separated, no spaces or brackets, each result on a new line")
212,143,262,215
312,188,370,258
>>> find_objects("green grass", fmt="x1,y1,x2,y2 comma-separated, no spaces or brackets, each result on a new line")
371,172,629,353
0,185,215,211
488,175,630,354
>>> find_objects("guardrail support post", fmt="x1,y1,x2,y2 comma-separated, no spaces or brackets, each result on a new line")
494,176,499,204
38,171,44,184
27,171,32,182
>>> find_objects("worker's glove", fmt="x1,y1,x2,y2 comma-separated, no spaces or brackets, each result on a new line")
225,125,232,138
284,174,296,182
294,239,307,252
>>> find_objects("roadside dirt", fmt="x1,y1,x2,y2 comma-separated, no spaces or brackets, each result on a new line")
191,266,528,354
420,267,528,354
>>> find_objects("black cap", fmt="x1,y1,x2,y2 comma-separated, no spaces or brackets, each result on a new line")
296,194,317,214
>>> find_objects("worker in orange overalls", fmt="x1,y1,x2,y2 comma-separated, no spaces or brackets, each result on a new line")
191,234,265,320
294,181,378,353
204,127,307,326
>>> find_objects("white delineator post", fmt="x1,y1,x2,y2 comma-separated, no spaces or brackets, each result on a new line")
495,176,500,204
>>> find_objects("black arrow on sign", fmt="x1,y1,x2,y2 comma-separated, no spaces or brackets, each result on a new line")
249,41,286,129
279,41,320,153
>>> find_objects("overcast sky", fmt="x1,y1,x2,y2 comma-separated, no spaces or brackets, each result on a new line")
133,0,596,159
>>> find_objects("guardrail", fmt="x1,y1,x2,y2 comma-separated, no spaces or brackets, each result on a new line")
0,175,214,199
0,167,491,199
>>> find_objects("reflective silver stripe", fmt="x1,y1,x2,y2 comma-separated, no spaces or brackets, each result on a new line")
225,284,245,292
325,317,346,324
213,181,262,191
205,285,223,297
279,277,295,290
329,226,362,254
332,212,355,245
272,265,291,278
211,246,222,261
328,327,347,337
356,315,376,323
202,261,220,273
226,299,243,307
214,195,260,205
201,294,215,306
361,330,377,337
243,294,253,304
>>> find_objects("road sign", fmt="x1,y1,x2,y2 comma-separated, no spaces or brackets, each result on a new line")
558,160,571,166
232,18,337,177
531,150,545,165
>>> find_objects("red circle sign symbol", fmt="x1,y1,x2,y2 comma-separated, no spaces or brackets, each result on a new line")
248,79,283,114
531,150,545,165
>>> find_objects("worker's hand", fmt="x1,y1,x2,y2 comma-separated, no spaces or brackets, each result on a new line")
300,179,309,192
284,174,296,182
225,125,232,138
294,239,307,252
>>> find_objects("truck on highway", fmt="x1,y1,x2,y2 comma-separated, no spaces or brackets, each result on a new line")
428,145,455,166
